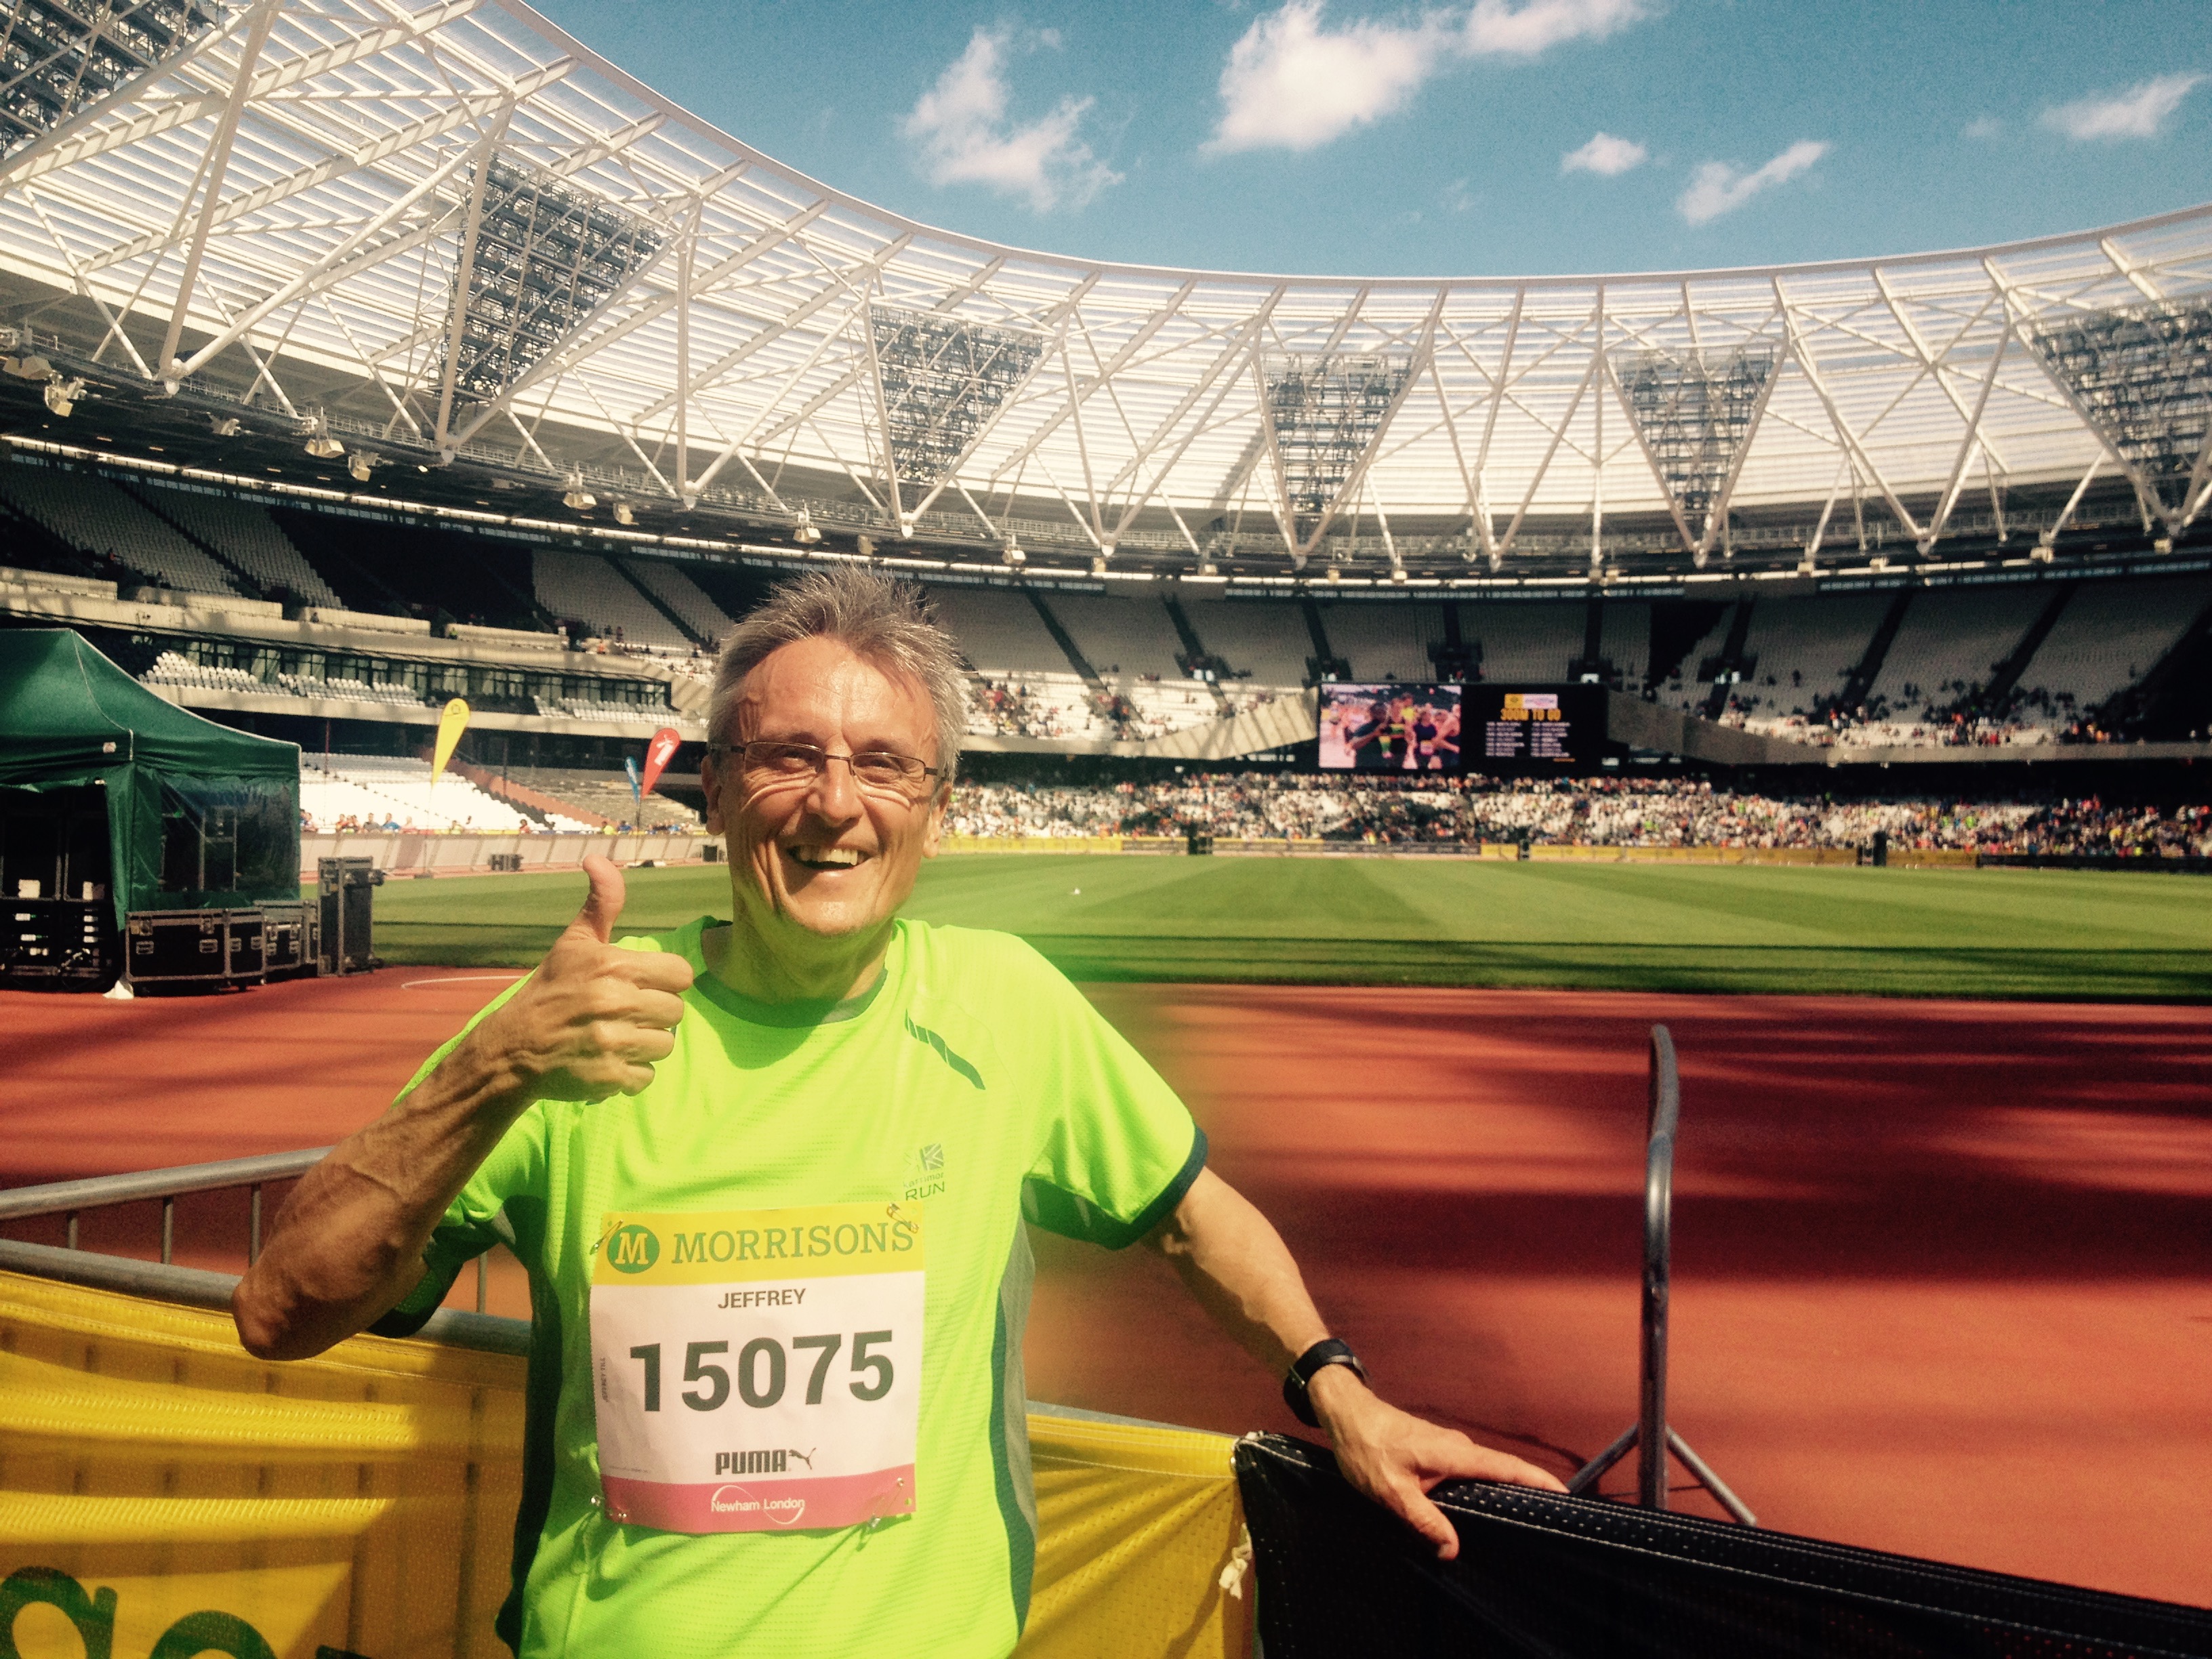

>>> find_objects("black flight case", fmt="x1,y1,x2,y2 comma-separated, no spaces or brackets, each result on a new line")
1,896,120,990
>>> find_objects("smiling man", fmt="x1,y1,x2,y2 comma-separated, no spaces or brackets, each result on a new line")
232,568,1559,1659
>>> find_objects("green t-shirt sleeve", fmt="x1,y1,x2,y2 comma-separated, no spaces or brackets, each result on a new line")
368,975,550,1338
998,937,1207,1250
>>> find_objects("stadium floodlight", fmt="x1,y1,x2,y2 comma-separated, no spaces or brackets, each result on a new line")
2021,297,2212,528
302,417,344,459
1090,555,1107,575
612,500,636,526
439,158,665,413
347,453,382,483
207,416,240,437
1261,354,1415,554
0,0,220,150
4,354,53,379
1614,346,1778,558
792,510,822,545
41,376,82,417
1003,543,1026,566
561,474,596,511
869,304,1046,510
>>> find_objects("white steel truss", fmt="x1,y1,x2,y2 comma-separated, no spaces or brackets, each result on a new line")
1,0,2210,573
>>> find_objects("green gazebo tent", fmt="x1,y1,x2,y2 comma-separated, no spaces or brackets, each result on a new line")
0,629,300,927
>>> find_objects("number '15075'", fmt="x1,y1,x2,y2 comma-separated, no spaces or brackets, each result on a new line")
628,1333,894,1411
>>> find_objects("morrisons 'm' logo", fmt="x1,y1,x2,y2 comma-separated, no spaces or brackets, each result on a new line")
607,1223,659,1274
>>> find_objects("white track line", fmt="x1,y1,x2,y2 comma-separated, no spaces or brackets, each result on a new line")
401,974,527,989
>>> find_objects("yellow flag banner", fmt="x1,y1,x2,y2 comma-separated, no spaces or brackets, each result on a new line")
429,699,470,787
0,1271,1250,1659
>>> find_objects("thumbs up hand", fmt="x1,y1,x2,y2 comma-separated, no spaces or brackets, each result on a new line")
478,855,696,1101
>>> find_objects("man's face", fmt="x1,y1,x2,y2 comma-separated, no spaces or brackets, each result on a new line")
701,635,945,943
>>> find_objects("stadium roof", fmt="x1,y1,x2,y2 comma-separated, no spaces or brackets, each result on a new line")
3,0,2211,582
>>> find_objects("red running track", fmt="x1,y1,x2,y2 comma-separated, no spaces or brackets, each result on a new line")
3,975,2208,1607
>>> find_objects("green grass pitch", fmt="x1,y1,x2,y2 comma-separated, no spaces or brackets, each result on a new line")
348,855,2212,1001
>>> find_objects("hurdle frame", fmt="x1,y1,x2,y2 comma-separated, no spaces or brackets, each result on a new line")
1566,1024,1757,1525
0,1147,501,1322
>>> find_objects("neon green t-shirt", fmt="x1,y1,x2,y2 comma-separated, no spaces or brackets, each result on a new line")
375,917,1205,1659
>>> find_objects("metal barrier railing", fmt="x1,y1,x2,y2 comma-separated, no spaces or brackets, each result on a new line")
1567,1025,1756,1525
0,1147,503,1330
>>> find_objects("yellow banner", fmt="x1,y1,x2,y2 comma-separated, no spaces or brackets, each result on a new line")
430,698,470,787
0,1271,1248,1659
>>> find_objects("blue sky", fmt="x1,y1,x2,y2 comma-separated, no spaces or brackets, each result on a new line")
540,0,2212,276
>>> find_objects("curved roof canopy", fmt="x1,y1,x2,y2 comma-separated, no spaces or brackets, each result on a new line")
3,0,2212,579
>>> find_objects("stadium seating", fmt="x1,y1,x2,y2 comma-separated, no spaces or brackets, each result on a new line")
534,549,691,650
1464,602,1585,683
300,754,596,833
623,558,734,645
1865,586,2047,718
1048,594,1185,680
2015,575,2212,719
967,670,1109,740
136,485,344,609
1179,597,1312,686
922,581,1066,671
1312,601,1433,682
531,693,677,725
140,651,262,696
499,766,703,830
1725,594,1889,717
0,467,243,596
279,672,427,708
1598,599,1652,689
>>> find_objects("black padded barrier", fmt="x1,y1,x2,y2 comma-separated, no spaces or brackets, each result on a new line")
1235,1435,2212,1658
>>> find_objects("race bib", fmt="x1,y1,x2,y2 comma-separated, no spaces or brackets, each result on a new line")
589,1202,923,1534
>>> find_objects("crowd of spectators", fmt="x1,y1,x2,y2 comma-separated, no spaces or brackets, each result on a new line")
939,773,2212,856
1716,678,2166,750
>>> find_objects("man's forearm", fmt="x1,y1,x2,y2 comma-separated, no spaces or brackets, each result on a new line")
1143,1166,1330,1376
232,1027,535,1359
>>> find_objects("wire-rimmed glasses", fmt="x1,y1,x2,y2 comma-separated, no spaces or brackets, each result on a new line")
709,740,943,800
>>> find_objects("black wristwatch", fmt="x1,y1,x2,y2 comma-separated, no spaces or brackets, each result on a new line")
1282,1337,1367,1428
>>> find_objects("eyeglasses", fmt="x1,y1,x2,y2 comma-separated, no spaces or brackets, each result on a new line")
710,740,943,798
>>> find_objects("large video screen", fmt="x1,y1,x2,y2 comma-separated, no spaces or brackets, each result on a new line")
1465,685,1603,769
1316,683,1463,772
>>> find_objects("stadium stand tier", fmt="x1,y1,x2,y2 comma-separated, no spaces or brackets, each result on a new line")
300,753,596,834
0,466,242,598
534,548,693,651
624,557,735,647
943,772,2212,856
497,765,703,831
136,483,344,609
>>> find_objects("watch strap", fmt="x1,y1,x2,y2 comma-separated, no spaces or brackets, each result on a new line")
1282,1337,1366,1428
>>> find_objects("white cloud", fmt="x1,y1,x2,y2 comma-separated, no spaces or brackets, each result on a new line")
1676,138,1829,225
1462,0,1646,57
2041,73,2204,141
1207,0,1649,155
1206,0,1448,155
1961,115,2002,142
1561,130,1647,176
903,28,1121,211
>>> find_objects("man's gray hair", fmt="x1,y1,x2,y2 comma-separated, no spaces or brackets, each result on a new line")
708,566,968,784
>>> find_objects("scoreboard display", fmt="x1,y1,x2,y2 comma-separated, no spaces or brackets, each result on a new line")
1466,685,1603,769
